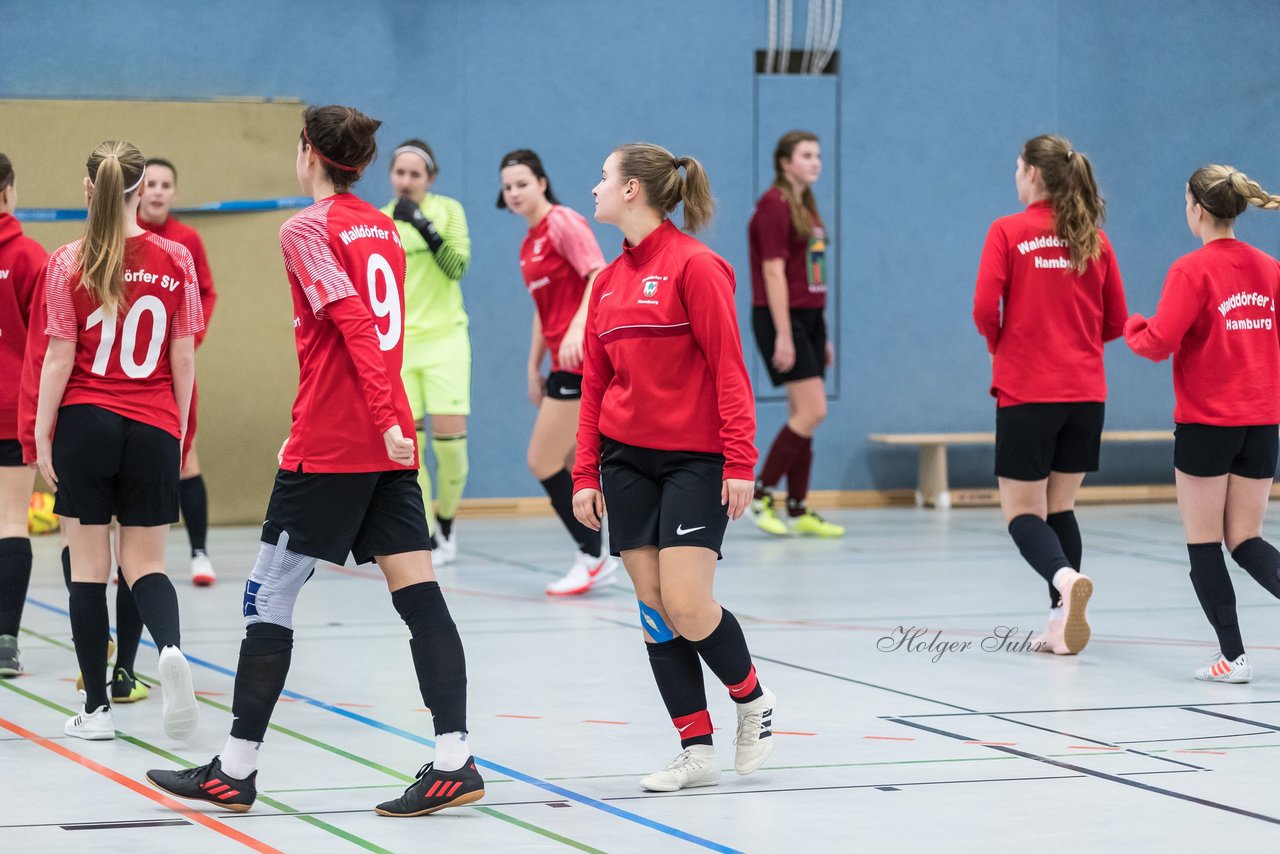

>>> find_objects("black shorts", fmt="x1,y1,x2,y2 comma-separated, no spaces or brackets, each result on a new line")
0,439,23,467
995,402,1105,481
52,404,180,526
599,436,729,558
262,468,433,565
1174,423,1279,479
752,306,827,387
546,370,583,401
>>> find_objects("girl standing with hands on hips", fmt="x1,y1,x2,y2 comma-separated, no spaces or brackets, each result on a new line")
499,149,620,595
574,143,776,792
1126,165,1280,683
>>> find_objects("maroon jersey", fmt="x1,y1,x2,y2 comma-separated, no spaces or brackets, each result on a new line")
278,194,416,473
0,213,46,438
748,186,828,310
519,205,606,374
44,233,204,438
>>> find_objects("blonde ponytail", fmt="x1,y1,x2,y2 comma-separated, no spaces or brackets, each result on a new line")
614,143,716,233
78,140,145,315
1191,165,1280,219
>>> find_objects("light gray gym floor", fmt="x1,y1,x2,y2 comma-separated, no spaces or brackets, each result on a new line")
4,503,1280,853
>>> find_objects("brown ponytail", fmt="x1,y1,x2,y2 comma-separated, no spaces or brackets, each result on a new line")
0,152,13,194
1189,164,1280,222
772,130,821,241
614,142,716,233
301,105,382,193
1021,134,1104,273
79,140,145,315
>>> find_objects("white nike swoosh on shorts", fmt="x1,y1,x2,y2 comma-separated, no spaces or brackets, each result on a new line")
676,525,706,536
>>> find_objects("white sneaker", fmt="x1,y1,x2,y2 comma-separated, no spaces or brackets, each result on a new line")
65,705,115,740
639,744,721,792
546,553,619,596
1195,653,1252,683
158,646,199,740
434,530,458,565
191,552,216,587
733,686,776,774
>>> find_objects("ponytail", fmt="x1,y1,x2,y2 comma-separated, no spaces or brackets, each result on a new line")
1021,134,1104,273
1190,165,1280,221
614,142,716,233
79,140,145,315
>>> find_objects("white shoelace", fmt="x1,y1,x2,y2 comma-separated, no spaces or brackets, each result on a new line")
665,749,704,772
735,706,769,745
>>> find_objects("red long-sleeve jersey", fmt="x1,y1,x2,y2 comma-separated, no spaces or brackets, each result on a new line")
973,201,1127,406
573,220,756,491
0,214,46,438
1125,238,1280,425
139,214,216,346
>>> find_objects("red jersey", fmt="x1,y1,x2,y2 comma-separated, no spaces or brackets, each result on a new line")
573,220,757,491
44,234,204,438
139,214,217,346
278,194,416,473
0,214,46,438
748,186,828,310
973,201,1128,406
1126,238,1280,426
17,277,47,463
519,205,606,374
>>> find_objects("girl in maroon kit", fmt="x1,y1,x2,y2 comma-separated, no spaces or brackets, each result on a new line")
34,140,202,741
1126,165,1280,683
748,131,843,538
498,149,620,596
973,134,1128,656
0,153,46,677
573,142,775,793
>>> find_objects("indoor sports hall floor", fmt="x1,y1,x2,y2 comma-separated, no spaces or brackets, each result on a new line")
5,503,1280,852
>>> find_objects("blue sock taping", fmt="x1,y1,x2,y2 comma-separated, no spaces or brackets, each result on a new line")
639,600,674,642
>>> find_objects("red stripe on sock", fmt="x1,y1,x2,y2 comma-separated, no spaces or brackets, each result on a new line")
727,665,759,698
672,710,712,740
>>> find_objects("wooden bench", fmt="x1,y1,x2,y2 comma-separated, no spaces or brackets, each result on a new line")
867,430,1174,508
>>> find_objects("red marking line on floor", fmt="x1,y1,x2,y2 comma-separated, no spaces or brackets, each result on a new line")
582,720,629,725
335,703,375,708
195,691,225,697
497,714,542,720
774,731,817,736
864,736,916,741
964,741,1017,746
0,713,283,854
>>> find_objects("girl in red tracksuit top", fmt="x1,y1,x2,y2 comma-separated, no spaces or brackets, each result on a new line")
498,148,620,596
1126,164,1280,685
0,153,46,678
572,142,773,794
972,134,1128,657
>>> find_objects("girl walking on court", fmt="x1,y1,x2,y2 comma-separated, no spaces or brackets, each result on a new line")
498,148,620,595
0,153,46,677
34,140,202,740
384,139,472,565
1126,165,1280,683
139,157,219,586
749,131,843,538
574,143,776,792
973,134,1128,655
147,106,481,816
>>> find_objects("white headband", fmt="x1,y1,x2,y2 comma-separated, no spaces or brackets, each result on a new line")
123,169,145,194
394,145,435,174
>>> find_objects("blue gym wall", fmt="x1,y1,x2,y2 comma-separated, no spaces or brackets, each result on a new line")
5,0,1280,498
